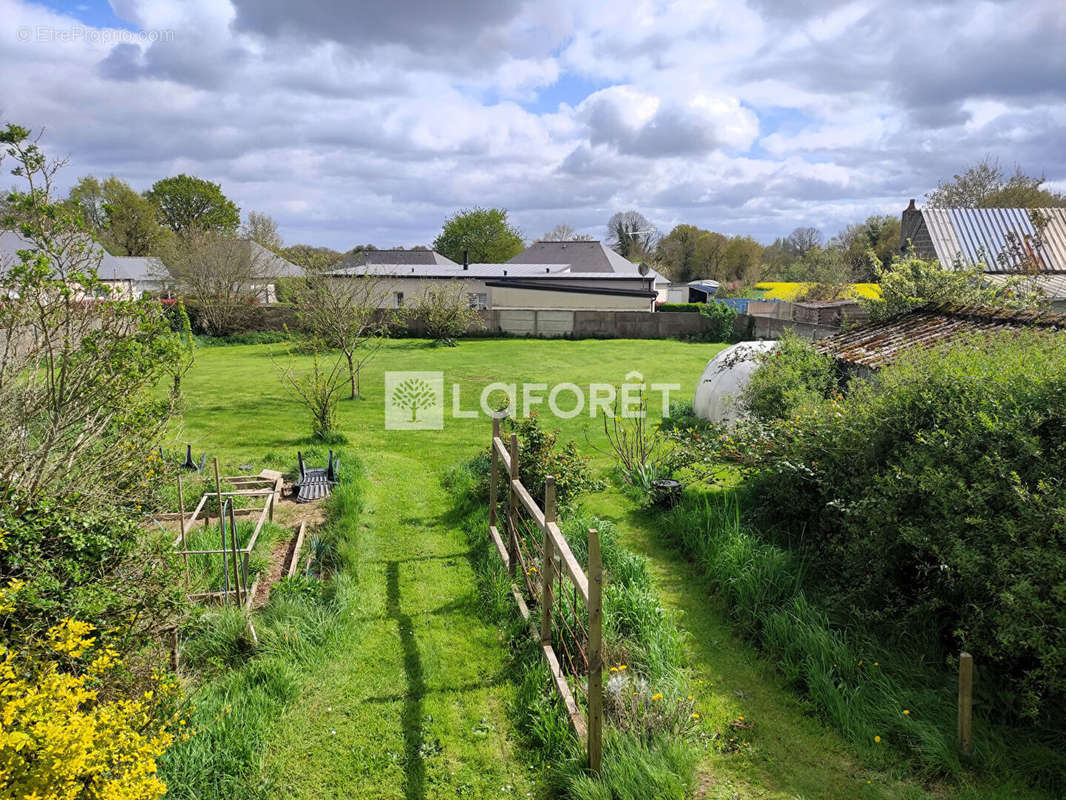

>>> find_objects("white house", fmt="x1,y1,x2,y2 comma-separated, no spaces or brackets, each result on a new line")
329,242,660,311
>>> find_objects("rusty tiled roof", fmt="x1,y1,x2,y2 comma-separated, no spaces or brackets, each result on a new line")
816,303,1066,369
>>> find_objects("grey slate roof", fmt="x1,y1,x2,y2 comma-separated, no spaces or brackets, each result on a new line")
509,240,668,285
509,240,633,272
901,204,1066,273
248,240,303,278
333,248,458,272
0,230,164,282
329,262,570,279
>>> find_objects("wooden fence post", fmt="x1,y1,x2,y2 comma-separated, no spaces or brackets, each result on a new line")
958,652,973,756
213,458,230,605
177,474,189,589
587,528,603,774
541,476,556,646
507,433,519,578
490,418,499,529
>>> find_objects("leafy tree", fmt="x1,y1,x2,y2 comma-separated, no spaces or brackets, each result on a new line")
280,243,343,271
411,280,485,346
433,207,523,263
655,224,727,282
67,174,108,231
242,210,283,252
295,273,400,399
104,177,171,256
145,173,240,234
926,157,1066,208
834,214,901,281
0,123,184,507
720,235,764,284
785,226,822,257
606,210,656,260
539,223,594,241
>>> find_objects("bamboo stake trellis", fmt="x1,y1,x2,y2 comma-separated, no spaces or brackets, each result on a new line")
169,459,280,610
488,418,604,772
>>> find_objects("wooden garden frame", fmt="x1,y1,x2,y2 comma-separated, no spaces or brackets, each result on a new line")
488,418,604,772
170,459,281,610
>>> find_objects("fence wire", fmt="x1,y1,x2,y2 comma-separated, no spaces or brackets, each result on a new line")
505,496,591,700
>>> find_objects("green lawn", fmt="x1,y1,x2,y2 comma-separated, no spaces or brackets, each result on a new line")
171,337,958,799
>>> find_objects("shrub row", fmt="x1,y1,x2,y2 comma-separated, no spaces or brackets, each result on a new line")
655,490,1065,790
741,331,1066,726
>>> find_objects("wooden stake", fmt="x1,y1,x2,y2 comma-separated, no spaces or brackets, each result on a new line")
229,505,243,609
587,528,603,774
170,627,180,673
540,476,555,647
177,475,189,590
489,418,500,528
958,652,973,756
213,458,229,605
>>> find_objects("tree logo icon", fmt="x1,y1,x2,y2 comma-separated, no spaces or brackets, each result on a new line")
385,371,444,430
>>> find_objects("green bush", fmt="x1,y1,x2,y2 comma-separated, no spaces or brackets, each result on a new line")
506,415,604,507
744,330,1066,724
698,301,738,342
741,331,837,422
655,491,1066,789
0,493,184,662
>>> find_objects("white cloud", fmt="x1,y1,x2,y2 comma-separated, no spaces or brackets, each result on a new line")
0,0,1061,249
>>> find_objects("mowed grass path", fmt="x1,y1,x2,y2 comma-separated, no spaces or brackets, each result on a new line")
176,338,936,799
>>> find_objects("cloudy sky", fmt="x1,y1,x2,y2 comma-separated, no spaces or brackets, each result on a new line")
1,0,1064,250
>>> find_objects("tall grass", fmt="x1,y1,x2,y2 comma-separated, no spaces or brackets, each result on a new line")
656,490,1066,792
159,454,364,799
444,458,700,798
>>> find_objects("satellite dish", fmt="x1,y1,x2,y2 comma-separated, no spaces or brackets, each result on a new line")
638,261,650,276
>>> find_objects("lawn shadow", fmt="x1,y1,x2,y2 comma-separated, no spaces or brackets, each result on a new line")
386,559,426,800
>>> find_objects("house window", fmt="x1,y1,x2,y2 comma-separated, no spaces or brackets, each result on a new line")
395,291,404,307
468,292,488,310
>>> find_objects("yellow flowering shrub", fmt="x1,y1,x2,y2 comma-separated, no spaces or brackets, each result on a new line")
0,620,174,800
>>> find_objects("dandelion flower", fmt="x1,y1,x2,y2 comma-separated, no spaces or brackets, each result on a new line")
874,735,881,743
619,665,627,671
652,693,663,701
902,709,910,715
691,712,699,719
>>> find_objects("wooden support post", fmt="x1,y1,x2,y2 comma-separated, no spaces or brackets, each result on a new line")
489,418,499,528
587,528,603,774
213,459,229,605
229,506,244,608
958,652,973,756
507,433,519,578
177,475,189,589
170,627,180,673
540,476,555,647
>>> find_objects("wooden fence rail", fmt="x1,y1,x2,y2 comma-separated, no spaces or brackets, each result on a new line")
488,418,603,772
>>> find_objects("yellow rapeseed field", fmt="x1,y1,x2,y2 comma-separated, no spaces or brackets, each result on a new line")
755,282,882,301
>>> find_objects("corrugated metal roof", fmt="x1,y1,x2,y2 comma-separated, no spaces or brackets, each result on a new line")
817,303,1066,369
985,272,1066,298
921,208,1066,273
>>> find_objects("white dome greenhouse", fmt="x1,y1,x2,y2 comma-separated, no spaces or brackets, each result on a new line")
692,340,778,426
